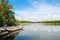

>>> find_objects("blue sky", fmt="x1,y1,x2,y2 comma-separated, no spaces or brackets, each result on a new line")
9,0,60,21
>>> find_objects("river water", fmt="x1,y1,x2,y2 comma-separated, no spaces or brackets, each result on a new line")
4,23,60,40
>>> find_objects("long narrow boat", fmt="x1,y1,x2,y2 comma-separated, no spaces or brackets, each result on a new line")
0,28,8,35
5,26,23,32
0,28,5,32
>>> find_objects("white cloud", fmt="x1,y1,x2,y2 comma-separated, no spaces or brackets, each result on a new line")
14,0,60,21
15,16,23,21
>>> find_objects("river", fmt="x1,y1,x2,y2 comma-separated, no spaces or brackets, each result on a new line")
4,23,60,40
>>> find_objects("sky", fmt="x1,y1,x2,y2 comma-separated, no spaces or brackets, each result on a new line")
9,0,60,22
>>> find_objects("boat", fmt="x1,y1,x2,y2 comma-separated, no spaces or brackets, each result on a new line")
0,28,6,33
0,28,8,35
5,26,23,32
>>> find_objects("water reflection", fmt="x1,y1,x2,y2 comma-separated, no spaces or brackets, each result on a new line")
14,24,60,40
4,35,16,40
3,30,20,40
22,24,60,32
3,23,60,40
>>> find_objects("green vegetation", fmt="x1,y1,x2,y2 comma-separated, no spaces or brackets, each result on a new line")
19,20,60,23
20,20,60,25
0,0,19,27
19,20,40,23
41,20,60,23
40,20,60,25
20,21,32,23
15,20,20,25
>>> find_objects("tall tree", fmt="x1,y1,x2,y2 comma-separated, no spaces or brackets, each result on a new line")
0,0,16,27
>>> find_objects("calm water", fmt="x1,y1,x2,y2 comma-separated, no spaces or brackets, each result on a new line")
4,23,60,40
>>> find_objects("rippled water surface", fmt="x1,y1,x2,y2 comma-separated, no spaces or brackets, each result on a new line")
4,23,60,40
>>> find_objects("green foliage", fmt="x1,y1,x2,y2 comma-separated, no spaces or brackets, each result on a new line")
0,0,16,27
20,21,32,23
15,20,20,25
42,20,60,23
0,15,5,27
41,20,60,26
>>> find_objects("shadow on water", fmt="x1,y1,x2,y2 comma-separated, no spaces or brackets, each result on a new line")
3,34,16,40
0,30,22,40
3,32,20,40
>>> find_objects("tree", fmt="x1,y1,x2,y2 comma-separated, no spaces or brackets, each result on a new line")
0,0,16,27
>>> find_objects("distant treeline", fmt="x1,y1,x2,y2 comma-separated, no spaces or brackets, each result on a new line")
19,21,33,23
41,20,60,23
19,21,39,23
19,20,60,23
